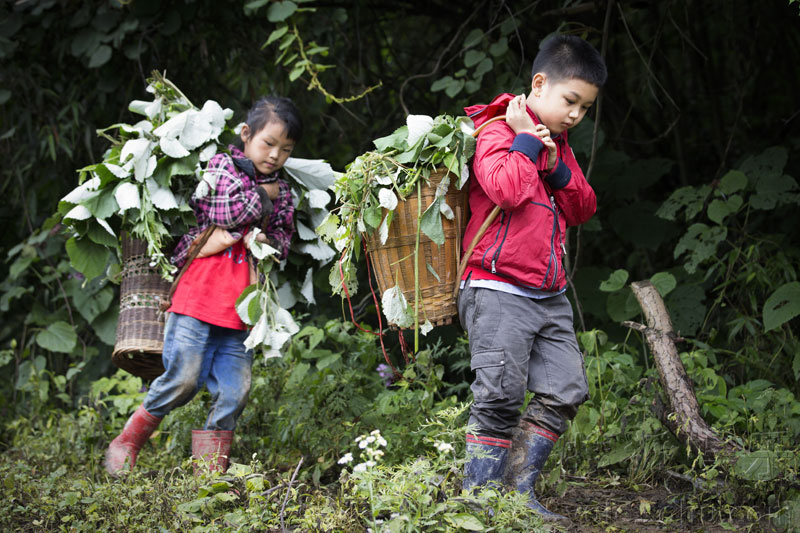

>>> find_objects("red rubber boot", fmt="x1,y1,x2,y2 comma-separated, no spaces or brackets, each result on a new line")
104,405,162,475
192,430,233,473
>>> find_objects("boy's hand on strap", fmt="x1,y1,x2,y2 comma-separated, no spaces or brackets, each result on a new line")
533,124,557,171
505,94,537,136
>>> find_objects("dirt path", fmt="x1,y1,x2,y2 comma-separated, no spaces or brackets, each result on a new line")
544,483,780,532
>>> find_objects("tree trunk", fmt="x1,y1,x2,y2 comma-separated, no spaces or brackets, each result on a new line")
624,281,741,459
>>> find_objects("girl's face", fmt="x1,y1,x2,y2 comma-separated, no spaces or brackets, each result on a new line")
240,120,296,175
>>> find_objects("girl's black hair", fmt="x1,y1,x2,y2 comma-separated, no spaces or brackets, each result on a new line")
532,34,607,88
245,96,303,143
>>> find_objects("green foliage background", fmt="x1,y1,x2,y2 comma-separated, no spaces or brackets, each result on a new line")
1,0,799,530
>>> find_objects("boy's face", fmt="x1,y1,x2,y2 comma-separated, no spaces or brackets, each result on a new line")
526,74,599,135
241,120,296,175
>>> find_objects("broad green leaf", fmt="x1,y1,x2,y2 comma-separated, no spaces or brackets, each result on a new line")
283,157,337,190
763,282,800,332
599,269,629,292
145,178,179,210
316,352,340,370
473,57,493,78
665,284,706,336
91,305,119,346
750,173,798,210
718,169,747,195
489,37,508,57
315,213,340,240
72,285,114,324
649,272,676,297
266,24,289,46
373,126,408,151
114,182,140,212
66,236,109,280
296,238,336,262
445,513,484,531
463,28,484,48
306,189,330,209
606,288,640,323
87,220,117,247
267,1,298,22
381,285,413,328
244,0,270,12
286,361,310,388
36,321,77,354
656,185,711,221
464,49,485,67
9,256,33,280
674,223,727,273
363,205,382,229
289,63,305,81
431,76,454,93
85,189,119,219
87,44,112,68
444,79,465,98
420,196,444,245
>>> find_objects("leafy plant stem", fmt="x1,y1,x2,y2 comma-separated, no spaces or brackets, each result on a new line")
414,180,421,353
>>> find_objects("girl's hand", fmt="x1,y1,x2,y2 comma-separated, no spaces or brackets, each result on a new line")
505,94,537,135
533,124,557,171
243,230,269,250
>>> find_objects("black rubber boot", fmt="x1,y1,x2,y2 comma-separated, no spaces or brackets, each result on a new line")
462,433,511,493
504,420,570,523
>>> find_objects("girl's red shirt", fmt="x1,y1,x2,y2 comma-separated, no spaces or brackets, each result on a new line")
168,240,251,330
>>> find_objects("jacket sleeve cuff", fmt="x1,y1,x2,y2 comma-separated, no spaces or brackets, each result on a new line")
544,158,572,190
508,133,544,162
255,186,274,217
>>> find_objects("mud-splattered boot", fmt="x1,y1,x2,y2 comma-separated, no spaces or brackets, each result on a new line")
192,430,233,474
504,421,569,523
462,433,511,492
104,405,162,475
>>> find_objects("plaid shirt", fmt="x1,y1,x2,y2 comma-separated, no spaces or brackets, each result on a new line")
171,145,295,267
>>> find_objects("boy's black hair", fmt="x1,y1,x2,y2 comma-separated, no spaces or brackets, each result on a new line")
245,96,303,143
532,34,607,88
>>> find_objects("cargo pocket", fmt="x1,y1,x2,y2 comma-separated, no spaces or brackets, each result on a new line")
470,349,507,403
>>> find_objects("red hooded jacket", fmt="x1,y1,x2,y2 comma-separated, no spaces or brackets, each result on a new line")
461,93,596,292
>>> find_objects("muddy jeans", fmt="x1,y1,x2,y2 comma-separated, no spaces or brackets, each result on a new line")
143,313,253,431
458,282,589,438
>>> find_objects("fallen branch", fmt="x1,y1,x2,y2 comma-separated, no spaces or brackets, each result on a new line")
280,457,304,533
624,281,741,460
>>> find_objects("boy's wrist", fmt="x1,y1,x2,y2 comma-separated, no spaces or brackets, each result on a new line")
543,158,572,190
509,133,544,163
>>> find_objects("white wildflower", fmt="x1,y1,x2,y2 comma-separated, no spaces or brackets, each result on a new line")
338,453,354,465
435,441,454,453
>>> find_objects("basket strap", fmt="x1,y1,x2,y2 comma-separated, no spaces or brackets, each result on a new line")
452,114,507,300
159,225,216,312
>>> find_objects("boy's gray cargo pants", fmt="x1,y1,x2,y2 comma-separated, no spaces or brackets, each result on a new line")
458,282,589,438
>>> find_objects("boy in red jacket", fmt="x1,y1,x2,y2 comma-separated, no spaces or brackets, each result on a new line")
458,34,607,522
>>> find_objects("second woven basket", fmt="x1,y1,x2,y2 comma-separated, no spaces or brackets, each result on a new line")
366,168,468,326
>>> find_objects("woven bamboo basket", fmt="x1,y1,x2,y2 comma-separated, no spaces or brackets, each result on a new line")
366,168,468,326
111,234,169,380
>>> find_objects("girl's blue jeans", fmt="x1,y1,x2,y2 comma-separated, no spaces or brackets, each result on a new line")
143,313,253,431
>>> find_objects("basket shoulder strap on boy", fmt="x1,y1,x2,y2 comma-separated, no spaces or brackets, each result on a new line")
159,225,216,312
452,115,506,300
